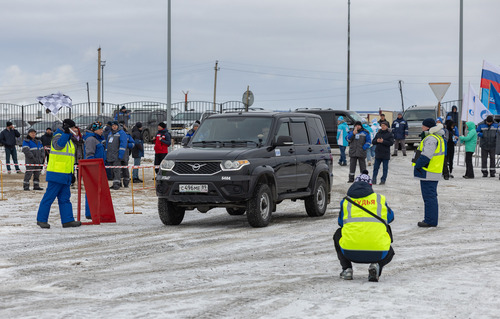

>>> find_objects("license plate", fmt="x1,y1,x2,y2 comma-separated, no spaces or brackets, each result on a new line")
179,184,208,193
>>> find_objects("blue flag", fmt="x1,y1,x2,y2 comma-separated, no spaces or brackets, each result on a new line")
489,84,500,115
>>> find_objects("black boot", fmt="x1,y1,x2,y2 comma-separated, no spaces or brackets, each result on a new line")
33,184,43,190
62,221,82,228
490,171,496,178
37,221,50,229
482,171,488,177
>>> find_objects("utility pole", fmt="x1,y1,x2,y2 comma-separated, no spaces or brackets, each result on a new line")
213,60,219,111
182,90,189,111
346,0,351,111
398,80,405,112
97,47,101,115
86,82,91,115
167,0,172,132
101,60,106,115
458,0,463,136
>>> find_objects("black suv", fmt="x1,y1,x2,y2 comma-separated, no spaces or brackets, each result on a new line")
156,112,333,227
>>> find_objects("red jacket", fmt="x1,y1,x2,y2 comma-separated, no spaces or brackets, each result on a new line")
154,129,171,154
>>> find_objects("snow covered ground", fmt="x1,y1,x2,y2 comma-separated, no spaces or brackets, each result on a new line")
0,146,499,319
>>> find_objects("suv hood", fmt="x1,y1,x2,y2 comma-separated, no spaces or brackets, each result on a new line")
166,146,261,161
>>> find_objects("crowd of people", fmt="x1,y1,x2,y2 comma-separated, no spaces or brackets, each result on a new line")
0,109,176,228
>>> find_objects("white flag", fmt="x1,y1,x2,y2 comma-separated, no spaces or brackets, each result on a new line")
36,92,73,115
461,83,491,124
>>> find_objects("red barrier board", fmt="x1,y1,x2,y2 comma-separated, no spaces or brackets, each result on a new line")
77,159,116,225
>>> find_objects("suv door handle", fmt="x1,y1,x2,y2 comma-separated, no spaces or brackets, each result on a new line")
307,147,313,152
288,148,295,154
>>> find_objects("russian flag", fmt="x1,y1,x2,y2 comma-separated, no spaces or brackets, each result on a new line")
480,60,500,110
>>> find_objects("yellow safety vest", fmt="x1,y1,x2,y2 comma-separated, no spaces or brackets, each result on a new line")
412,133,445,173
339,193,391,252
47,133,76,174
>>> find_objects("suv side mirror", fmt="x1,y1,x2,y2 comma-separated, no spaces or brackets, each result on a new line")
275,135,293,146
181,136,191,146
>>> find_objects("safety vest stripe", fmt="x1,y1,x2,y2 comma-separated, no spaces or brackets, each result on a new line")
376,194,382,217
344,217,382,224
119,147,126,151
347,201,352,219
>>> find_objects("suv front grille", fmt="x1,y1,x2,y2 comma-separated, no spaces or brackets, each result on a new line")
173,161,221,175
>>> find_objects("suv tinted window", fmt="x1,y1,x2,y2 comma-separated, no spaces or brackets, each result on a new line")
192,117,273,144
404,109,435,121
308,118,328,145
290,122,309,145
276,121,290,138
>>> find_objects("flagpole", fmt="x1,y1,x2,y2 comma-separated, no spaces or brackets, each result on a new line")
487,83,492,113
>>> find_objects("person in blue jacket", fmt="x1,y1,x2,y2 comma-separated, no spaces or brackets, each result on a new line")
391,112,408,156
36,119,81,229
22,128,44,191
333,171,395,282
476,115,499,177
362,118,374,165
83,121,105,219
105,121,129,190
346,121,371,183
336,116,349,166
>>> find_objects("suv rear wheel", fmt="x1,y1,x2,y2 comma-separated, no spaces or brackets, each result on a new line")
142,129,151,144
246,184,272,227
226,207,246,216
158,198,186,225
305,177,327,217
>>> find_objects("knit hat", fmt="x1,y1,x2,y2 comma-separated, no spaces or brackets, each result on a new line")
46,127,52,131
422,118,436,128
354,121,362,127
6,121,13,127
355,170,372,185
120,106,126,111
338,116,344,122
107,121,112,126
158,122,167,129
135,122,143,128
28,128,36,134
486,115,494,123
111,121,119,126
436,117,443,123
380,121,390,127
91,121,103,131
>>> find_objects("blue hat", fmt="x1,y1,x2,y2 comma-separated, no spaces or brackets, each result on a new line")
338,116,344,122
436,117,443,123
422,118,436,128
111,121,119,126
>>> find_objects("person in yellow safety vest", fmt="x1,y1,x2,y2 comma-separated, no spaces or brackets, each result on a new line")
333,170,395,282
412,118,445,228
36,119,82,229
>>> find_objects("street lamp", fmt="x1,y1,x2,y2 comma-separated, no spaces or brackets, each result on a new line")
101,60,106,111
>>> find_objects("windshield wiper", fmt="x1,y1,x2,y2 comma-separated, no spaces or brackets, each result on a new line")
192,140,222,146
221,140,259,147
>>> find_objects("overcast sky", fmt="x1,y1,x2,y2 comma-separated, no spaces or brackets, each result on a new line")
1,0,499,112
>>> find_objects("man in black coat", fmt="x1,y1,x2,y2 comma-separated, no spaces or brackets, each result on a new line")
131,122,144,183
0,121,22,173
40,127,53,164
371,121,394,185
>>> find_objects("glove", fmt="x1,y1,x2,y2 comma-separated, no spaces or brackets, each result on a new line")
62,122,71,134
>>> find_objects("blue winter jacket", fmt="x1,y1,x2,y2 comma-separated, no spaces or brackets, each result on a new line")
391,117,409,140
45,128,74,185
336,122,349,147
105,128,128,162
83,131,105,159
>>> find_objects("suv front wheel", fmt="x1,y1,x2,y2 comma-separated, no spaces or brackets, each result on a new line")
246,183,273,227
305,177,327,217
158,198,186,225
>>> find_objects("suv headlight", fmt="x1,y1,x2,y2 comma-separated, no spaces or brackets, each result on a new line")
221,160,250,171
160,159,175,171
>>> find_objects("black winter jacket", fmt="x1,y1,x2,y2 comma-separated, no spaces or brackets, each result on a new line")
131,126,144,158
372,129,394,160
0,128,20,147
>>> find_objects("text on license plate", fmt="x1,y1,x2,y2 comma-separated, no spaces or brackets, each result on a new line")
179,184,208,193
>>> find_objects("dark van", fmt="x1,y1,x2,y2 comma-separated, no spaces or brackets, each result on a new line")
294,108,363,148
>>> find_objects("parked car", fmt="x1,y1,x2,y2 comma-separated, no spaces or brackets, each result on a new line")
29,120,62,138
73,115,113,131
293,108,363,148
403,105,448,147
156,111,333,228
170,110,217,142
129,109,171,143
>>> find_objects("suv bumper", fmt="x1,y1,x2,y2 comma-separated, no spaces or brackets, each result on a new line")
156,174,256,205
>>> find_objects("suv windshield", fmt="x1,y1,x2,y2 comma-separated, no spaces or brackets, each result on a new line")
191,117,273,145
348,112,363,122
404,109,435,121
173,112,202,121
